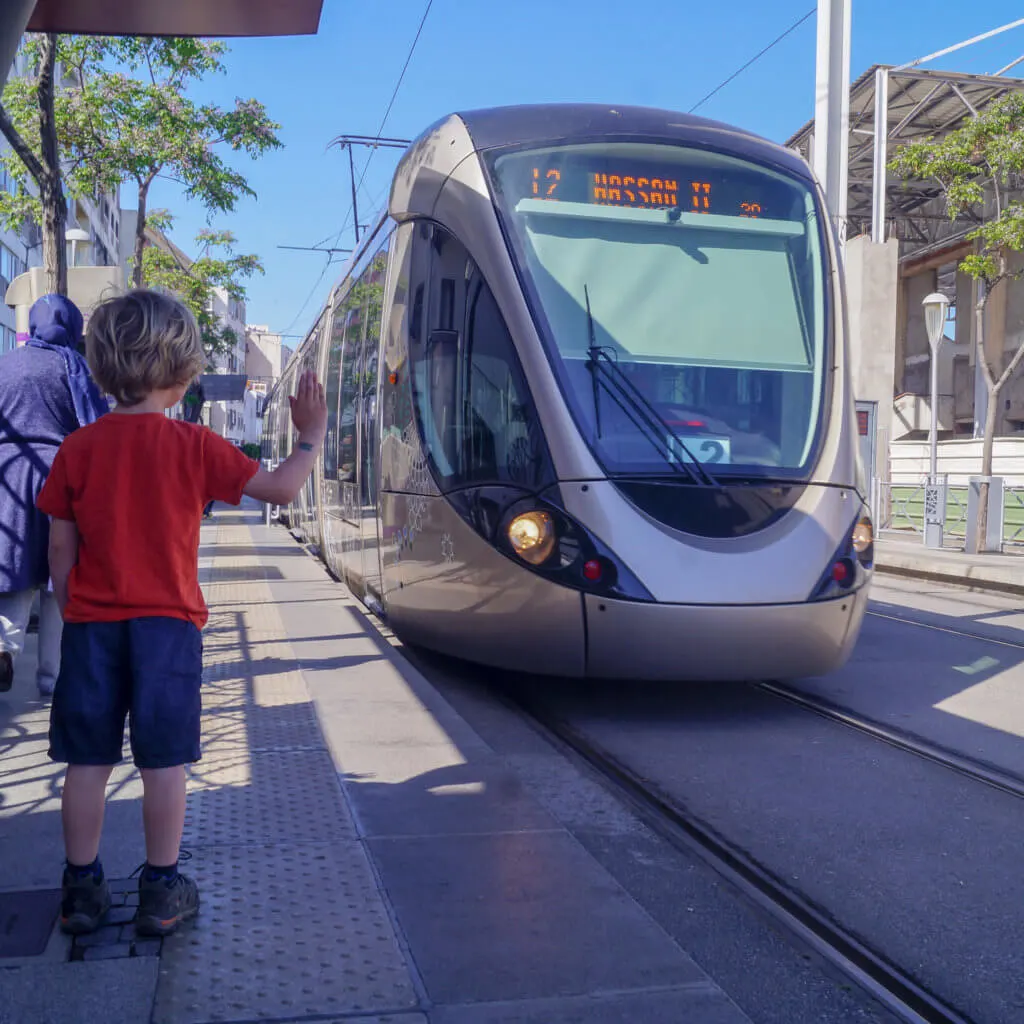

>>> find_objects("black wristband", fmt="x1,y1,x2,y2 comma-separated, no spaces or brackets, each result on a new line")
298,442,314,452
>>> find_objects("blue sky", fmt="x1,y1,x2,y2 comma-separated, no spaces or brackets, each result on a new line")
147,0,1024,341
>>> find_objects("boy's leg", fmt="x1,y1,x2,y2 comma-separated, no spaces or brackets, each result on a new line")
49,621,129,934
140,765,187,866
36,588,63,696
62,764,115,864
0,589,36,690
129,617,202,936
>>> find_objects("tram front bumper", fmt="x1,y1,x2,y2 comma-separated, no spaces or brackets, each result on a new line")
584,586,868,681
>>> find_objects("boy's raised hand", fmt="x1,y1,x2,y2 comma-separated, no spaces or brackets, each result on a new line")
289,370,328,442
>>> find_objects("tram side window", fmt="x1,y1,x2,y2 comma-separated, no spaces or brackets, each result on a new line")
337,301,366,485
410,224,550,491
323,305,347,481
277,373,293,462
359,242,389,508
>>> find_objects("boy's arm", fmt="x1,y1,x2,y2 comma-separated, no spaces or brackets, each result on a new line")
243,370,327,506
48,518,79,617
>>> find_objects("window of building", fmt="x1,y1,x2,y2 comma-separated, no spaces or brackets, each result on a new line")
407,223,551,492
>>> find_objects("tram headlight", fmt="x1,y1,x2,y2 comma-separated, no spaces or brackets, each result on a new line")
507,511,557,566
852,516,874,563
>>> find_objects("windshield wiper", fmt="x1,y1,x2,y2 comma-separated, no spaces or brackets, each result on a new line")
583,285,716,488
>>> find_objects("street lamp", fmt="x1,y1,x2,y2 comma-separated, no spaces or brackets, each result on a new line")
922,291,950,548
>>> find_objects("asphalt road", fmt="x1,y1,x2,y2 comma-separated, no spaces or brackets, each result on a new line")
416,576,1024,1024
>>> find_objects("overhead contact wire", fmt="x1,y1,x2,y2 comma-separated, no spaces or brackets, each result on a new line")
689,8,816,114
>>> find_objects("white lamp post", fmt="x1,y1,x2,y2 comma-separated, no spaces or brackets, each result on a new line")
922,292,950,548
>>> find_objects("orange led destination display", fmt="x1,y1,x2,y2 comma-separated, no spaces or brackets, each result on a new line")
528,164,766,218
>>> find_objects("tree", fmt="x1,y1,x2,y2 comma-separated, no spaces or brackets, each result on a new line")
890,94,1024,551
0,34,68,293
143,216,262,364
0,35,280,294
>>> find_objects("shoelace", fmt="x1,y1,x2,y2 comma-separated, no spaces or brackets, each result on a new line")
129,848,193,881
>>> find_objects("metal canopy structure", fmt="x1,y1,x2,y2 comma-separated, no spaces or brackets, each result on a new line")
1,0,324,95
25,0,324,37
787,64,1024,259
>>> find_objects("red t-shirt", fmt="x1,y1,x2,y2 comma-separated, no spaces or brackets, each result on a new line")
37,414,258,629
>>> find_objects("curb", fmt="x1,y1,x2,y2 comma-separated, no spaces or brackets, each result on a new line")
875,561,1024,598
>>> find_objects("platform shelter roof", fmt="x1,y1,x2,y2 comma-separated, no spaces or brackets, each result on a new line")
787,64,1024,262
25,0,324,37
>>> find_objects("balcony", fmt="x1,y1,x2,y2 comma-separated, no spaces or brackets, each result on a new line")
892,392,956,440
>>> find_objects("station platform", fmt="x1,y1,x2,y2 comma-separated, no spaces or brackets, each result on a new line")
875,535,1024,594
0,507,753,1024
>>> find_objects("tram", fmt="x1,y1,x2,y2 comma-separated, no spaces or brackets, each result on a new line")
262,104,873,681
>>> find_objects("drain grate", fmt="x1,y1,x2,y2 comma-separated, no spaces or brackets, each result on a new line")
0,889,60,958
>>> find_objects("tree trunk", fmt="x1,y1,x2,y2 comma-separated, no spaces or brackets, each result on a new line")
37,33,67,296
973,281,1005,554
975,385,1000,552
132,179,150,288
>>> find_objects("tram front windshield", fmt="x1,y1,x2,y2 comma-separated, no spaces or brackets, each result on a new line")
488,142,828,478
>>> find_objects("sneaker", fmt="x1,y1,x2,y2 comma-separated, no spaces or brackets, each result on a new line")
0,652,12,692
136,873,200,936
37,677,55,698
60,869,111,934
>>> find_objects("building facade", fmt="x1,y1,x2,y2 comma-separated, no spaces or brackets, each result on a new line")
206,288,248,444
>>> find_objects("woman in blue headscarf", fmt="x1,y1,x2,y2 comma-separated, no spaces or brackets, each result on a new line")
0,294,108,695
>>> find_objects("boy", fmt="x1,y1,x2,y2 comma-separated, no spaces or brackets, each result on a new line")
37,289,327,937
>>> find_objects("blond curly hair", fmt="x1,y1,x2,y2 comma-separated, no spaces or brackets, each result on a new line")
86,289,204,407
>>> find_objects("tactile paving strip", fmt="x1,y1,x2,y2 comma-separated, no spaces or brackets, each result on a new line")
153,843,418,1024
182,746,356,847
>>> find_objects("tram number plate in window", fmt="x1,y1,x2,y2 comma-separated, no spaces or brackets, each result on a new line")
667,435,731,465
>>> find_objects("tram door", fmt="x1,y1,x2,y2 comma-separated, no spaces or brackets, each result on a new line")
337,304,366,594
855,400,877,513
355,237,391,605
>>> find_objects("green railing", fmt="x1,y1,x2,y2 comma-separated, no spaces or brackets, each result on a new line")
879,482,1024,546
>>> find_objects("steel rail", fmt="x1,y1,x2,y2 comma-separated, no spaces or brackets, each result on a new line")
507,689,975,1024
757,681,1024,801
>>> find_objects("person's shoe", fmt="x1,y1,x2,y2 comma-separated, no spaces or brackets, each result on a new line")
0,652,13,692
136,872,200,937
37,677,55,698
60,869,111,934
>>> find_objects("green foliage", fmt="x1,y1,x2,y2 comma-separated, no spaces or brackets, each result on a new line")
144,220,262,362
0,34,280,276
889,94,1024,288
241,442,261,460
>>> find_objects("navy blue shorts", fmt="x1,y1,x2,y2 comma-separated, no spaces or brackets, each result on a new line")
49,617,203,770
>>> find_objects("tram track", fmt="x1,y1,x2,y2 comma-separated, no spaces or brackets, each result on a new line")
506,688,976,1024
755,681,1024,802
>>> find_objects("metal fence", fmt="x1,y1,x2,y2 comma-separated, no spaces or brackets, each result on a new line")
877,479,1024,549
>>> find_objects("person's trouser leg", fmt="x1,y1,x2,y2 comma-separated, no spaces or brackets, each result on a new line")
0,589,35,655
36,589,63,695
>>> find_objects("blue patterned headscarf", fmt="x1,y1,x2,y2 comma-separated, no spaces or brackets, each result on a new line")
26,294,108,426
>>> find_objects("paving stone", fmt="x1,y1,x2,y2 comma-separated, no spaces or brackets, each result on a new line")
181,746,355,847
369,831,707,1005
0,957,159,1024
82,945,132,961
130,939,161,958
75,926,122,949
152,841,417,1023
431,988,753,1023
105,906,137,926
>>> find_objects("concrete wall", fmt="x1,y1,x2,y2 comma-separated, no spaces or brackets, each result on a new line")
845,235,900,465
889,437,1024,486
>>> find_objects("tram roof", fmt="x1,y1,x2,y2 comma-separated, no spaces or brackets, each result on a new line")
786,64,1024,253
454,103,813,181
